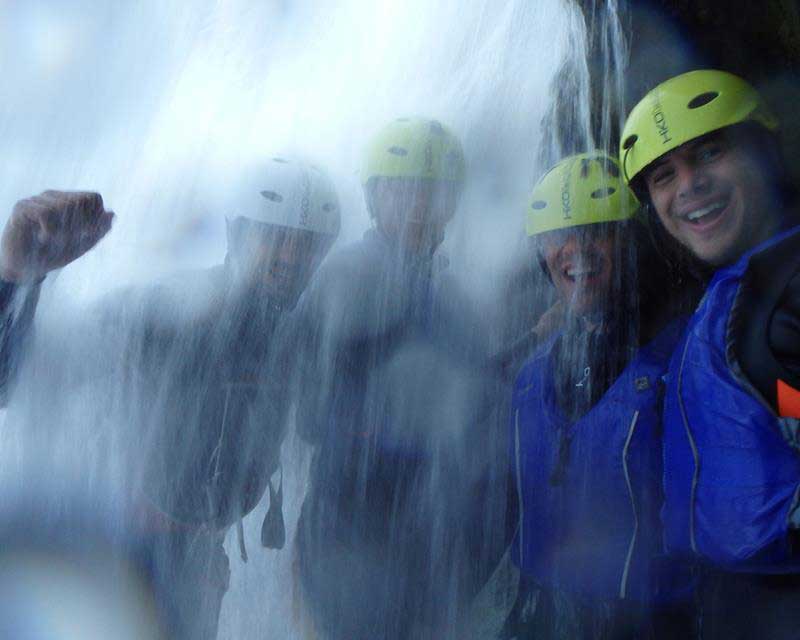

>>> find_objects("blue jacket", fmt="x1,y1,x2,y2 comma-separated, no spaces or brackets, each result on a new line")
663,227,800,571
511,322,684,601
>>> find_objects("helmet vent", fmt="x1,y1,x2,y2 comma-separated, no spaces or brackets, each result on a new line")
688,92,719,109
601,159,620,177
388,146,408,156
531,200,547,210
260,190,284,203
591,187,616,199
622,134,638,150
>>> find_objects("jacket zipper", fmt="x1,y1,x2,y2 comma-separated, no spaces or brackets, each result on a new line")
675,335,700,553
620,409,640,598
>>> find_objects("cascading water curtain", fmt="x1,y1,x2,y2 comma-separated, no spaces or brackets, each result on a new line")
0,1,625,639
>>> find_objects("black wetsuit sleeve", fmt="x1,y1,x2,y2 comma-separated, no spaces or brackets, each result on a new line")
733,232,800,412
289,289,327,445
0,279,41,405
769,272,800,381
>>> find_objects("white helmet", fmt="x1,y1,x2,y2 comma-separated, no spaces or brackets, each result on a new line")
229,158,341,238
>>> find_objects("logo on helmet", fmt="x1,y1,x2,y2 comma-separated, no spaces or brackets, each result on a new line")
560,167,572,219
299,173,311,227
424,143,433,174
652,92,672,145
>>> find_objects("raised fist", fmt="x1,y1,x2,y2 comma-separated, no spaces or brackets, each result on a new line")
0,190,114,283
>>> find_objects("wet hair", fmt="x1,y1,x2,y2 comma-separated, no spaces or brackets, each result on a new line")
633,216,706,340
532,216,701,344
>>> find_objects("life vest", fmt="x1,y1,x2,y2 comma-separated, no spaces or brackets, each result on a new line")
662,226,800,571
511,322,684,601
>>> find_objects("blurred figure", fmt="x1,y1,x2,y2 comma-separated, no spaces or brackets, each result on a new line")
292,117,504,639
622,69,800,640
0,488,167,640
0,159,340,640
502,153,692,640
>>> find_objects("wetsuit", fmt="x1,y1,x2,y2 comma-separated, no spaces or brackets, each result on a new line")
292,228,505,640
0,265,290,640
0,279,42,402
662,226,800,640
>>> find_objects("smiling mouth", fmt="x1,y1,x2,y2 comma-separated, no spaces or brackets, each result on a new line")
678,198,729,227
563,266,600,282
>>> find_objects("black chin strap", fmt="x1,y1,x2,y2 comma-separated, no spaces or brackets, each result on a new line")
621,134,638,185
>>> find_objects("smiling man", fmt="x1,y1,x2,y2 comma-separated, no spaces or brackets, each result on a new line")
636,126,782,268
622,69,800,639
504,152,692,640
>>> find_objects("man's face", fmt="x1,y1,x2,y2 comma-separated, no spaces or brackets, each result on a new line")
541,223,619,316
643,129,781,266
370,177,460,257
227,219,328,307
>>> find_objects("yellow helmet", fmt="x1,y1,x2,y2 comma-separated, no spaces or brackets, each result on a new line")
362,117,466,185
620,69,778,184
526,152,637,237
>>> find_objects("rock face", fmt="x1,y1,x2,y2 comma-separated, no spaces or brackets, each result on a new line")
558,0,800,180
622,0,800,77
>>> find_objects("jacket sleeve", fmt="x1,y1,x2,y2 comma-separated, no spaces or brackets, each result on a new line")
0,279,42,405
0,275,168,408
289,268,331,445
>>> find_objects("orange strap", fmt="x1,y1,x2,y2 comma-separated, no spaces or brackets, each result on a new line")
777,379,800,418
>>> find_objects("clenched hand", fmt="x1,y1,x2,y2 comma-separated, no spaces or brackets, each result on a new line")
0,190,114,283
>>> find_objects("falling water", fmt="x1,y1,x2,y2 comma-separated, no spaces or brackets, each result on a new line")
0,1,631,638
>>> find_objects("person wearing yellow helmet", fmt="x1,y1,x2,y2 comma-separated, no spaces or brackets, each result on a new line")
362,116,465,257
621,69,790,267
503,152,694,640
291,117,504,639
527,152,637,316
622,69,800,639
